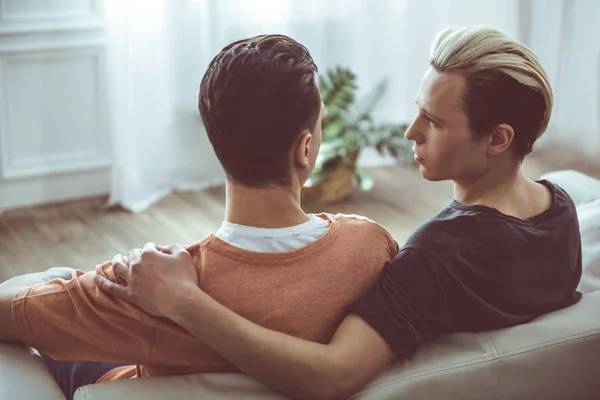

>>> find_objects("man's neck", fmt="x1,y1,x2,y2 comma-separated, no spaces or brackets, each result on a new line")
453,161,550,220
225,181,309,228
454,162,523,206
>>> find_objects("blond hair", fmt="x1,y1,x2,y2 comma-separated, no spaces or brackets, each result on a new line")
430,26,552,158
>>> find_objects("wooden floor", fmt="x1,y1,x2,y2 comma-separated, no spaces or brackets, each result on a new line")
1,153,598,281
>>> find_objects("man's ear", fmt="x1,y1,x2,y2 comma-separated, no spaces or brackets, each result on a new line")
295,130,312,168
488,124,514,156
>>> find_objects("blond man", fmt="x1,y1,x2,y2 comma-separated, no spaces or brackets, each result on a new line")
97,26,582,400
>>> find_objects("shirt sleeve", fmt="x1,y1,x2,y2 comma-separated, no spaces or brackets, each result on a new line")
11,261,196,364
349,247,455,359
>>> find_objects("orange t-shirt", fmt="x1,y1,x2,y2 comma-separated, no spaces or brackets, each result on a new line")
12,213,398,383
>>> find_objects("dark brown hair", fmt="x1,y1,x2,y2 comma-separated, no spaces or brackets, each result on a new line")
199,34,321,187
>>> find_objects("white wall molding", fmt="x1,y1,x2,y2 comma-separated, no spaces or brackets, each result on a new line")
0,21,104,35
0,45,111,181
0,44,111,179
0,0,103,35
0,37,105,53
0,153,113,181
0,167,111,212
0,0,111,212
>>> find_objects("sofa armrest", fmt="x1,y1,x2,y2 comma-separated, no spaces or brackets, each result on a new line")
541,169,600,205
0,343,65,400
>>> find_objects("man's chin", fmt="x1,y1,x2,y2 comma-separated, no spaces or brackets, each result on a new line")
419,166,447,182
419,165,433,181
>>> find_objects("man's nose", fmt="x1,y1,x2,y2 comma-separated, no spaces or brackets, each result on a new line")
404,118,424,144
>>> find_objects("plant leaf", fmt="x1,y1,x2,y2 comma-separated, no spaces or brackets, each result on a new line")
356,169,374,191
312,66,417,196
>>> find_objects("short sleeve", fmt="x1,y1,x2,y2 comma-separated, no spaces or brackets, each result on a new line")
11,263,155,363
350,247,455,359
11,258,245,368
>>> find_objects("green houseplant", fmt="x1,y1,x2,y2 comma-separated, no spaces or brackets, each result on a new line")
301,66,414,204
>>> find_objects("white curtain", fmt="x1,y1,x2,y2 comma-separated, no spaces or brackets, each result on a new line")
525,0,600,160
104,0,223,212
104,0,521,212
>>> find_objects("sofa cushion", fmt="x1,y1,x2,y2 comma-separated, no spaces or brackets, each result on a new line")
541,170,600,205
0,344,64,400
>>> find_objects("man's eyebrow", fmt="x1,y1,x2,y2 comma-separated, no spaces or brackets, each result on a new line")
415,100,445,123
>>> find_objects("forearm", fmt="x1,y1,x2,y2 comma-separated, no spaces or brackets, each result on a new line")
172,289,355,400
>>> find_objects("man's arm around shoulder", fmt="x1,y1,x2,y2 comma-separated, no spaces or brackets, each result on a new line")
172,289,395,400
96,246,395,400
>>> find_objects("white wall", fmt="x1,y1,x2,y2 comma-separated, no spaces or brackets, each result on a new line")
524,0,600,162
2,1,595,213
0,0,111,212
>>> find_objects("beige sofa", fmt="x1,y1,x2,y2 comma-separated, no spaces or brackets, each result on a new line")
2,170,600,400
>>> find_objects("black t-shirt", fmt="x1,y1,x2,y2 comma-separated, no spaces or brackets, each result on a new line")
351,180,582,359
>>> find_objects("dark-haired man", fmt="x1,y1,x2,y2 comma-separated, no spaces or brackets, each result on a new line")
0,35,399,399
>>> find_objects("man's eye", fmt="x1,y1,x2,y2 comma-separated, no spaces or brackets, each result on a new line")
428,117,438,128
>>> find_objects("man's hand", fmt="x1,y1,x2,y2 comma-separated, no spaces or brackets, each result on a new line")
94,243,199,318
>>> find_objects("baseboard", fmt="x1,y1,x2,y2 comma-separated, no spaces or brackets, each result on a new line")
357,147,398,168
0,168,111,213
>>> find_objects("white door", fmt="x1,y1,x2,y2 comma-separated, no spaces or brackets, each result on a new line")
0,0,111,212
